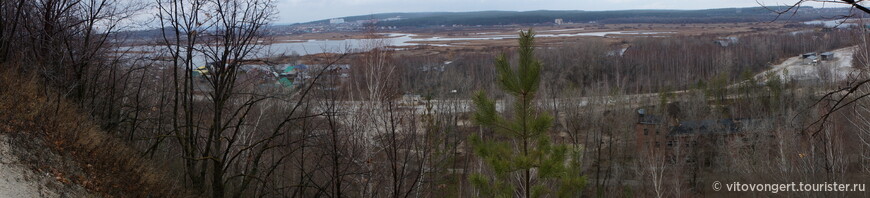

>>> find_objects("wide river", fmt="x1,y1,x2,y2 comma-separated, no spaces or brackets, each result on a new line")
117,30,672,66
263,30,672,56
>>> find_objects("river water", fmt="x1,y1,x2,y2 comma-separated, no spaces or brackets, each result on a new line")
116,30,672,66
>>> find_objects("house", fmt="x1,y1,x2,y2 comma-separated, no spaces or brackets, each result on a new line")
820,52,835,60
192,65,211,77
635,109,667,154
278,77,293,88
280,64,308,76
635,108,773,165
803,55,819,65
267,64,310,88
800,52,835,64
323,64,350,71
240,65,271,73
297,64,353,90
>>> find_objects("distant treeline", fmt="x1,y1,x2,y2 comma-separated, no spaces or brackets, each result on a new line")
627,31,853,91
396,29,859,96
362,7,854,27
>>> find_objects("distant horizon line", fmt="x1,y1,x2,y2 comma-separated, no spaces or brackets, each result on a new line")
275,5,849,24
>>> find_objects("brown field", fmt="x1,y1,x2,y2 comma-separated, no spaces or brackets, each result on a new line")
275,22,803,59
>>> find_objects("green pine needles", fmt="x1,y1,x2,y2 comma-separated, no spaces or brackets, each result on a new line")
469,29,586,198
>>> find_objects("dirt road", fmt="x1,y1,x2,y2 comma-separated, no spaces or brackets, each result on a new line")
755,46,859,83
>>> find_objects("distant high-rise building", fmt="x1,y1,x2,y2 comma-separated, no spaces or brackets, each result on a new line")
329,18,345,24
383,16,403,21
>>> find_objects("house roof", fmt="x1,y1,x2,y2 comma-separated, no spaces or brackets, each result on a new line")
327,64,350,70
278,77,293,87
241,65,269,72
193,65,210,76
638,114,662,124
637,108,662,124
283,64,309,73
669,119,742,135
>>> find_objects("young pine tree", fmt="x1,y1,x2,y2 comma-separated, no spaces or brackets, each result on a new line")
469,29,585,198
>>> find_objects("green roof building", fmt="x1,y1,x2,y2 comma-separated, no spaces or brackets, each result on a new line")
278,77,293,88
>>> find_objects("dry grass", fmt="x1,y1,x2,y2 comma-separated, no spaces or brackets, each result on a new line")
0,64,192,197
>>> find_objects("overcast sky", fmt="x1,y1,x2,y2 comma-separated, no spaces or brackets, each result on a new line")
274,0,851,24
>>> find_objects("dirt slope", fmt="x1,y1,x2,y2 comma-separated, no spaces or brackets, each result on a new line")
0,66,187,197
0,134,91,197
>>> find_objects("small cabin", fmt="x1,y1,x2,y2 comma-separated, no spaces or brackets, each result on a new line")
803,55,819,65
820,52,835,60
